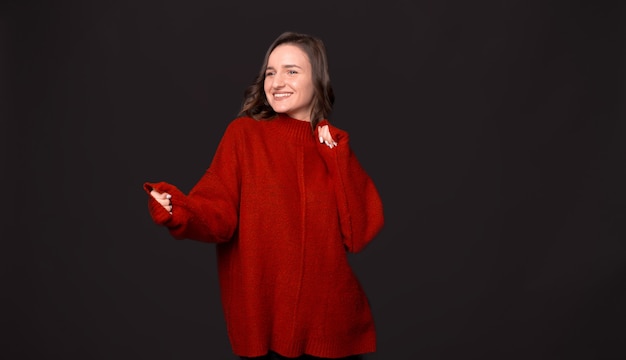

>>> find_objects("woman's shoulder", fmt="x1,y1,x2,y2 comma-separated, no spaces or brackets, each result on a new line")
221,116,267,141
228,115,289,131
229,116,257,126
223,116,258,133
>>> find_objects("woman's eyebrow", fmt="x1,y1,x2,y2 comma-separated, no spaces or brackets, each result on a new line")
267,64,303,70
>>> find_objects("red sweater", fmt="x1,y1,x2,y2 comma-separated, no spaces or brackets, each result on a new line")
144,114,384,358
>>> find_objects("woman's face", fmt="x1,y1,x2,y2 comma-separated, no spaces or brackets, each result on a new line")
264,44,315,122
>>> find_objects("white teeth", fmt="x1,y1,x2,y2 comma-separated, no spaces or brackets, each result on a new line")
274,93,291,98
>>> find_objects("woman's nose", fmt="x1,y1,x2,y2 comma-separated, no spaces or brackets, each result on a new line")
272,73,285,87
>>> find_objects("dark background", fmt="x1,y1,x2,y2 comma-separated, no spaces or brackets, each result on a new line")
3,1,626,359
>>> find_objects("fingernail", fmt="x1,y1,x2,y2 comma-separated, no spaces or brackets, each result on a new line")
319,136,323,143
166,194,172,199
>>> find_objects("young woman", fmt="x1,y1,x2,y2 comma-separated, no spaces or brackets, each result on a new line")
144,31,384,360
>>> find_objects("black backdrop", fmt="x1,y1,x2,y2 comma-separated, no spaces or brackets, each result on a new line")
3,1,626,359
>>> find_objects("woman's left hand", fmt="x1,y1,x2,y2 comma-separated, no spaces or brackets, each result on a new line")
318,125,337,149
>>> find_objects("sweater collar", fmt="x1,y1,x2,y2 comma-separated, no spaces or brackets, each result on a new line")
272,114,316,143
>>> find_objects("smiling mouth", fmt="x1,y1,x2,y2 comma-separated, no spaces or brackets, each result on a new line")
274,93,292,98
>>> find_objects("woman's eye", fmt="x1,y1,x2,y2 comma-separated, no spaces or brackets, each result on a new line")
288,70,298,75
265,71,275,77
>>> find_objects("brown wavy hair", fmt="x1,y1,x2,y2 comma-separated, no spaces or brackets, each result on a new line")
238,31,335,131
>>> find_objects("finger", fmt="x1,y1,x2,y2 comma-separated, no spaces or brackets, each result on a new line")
321,125,329,137
322,126,336,145
318,125,328,143
156,198,168,207
153,194,172,206
150,189,169,198
319,126,335,146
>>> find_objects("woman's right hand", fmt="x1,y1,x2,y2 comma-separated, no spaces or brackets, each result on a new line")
318,124,337,148
150,190,173,214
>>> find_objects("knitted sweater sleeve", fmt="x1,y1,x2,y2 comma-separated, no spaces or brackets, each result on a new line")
143,121,241,243
317,120,385,253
